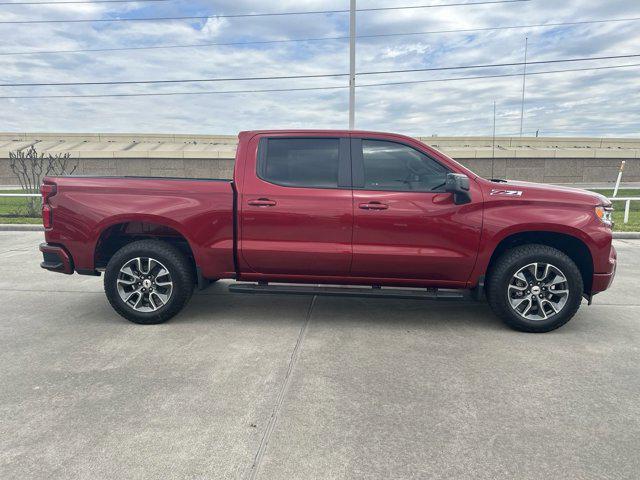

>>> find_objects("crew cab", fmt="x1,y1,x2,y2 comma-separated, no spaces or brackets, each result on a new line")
39,130,617,332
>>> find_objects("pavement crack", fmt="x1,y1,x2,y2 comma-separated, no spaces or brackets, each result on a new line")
243,295,317,480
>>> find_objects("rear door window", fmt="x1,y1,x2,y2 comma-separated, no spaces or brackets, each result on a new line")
259,138,341,188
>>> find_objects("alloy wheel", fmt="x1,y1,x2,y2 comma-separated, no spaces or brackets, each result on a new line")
507,262,569,321
116,257,173,312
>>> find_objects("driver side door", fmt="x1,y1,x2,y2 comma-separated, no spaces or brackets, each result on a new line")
350,137,483,285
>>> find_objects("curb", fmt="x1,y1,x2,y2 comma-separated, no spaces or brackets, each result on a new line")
612,232,640,239
1,224,640,239
0,224,44,232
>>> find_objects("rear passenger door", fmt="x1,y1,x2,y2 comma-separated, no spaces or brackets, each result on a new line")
239,135,353,276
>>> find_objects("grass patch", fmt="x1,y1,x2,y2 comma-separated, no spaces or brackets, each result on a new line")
0,216,42,225
589,189,640,231
0,190,41,224
590,189,640,211
610,212,640,232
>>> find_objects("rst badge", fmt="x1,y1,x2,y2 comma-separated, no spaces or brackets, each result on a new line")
490,189,523,197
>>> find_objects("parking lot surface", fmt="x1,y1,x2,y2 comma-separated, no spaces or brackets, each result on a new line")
1,232,639,480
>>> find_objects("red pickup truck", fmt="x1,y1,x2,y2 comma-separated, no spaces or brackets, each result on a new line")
39,130,617,332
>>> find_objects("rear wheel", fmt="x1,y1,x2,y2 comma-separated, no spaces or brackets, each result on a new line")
104,240,195,324
487,244,583,332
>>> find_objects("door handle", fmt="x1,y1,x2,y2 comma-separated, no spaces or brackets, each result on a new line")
359,202,389,210
248,198,277,207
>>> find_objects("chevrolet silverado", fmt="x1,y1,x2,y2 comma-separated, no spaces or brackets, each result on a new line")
39,130,617,332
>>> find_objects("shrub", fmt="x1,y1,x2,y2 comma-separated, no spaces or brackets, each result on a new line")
9,146,78,217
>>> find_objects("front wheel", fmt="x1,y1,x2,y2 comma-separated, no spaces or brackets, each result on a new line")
487,244,584,333
104,240,195,324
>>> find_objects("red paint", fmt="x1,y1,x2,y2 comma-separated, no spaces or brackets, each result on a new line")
40,182,56,229
237,131,352,276
43,177,236,279
41,129,616,296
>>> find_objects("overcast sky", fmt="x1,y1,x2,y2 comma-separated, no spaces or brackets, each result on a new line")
0,0,638,137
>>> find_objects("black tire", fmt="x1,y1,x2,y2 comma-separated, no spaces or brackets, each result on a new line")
486,244,584,333
104,240,195,324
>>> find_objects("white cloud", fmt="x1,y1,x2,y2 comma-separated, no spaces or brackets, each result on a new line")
0,0,638,137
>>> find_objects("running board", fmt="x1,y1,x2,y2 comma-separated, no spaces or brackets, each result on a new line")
228,283,467,300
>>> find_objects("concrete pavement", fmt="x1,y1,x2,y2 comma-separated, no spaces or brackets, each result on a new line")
0,232,639,479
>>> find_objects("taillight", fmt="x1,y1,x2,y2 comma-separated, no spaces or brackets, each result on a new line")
40,183,56,201
40,182,57,229
42,204,52,228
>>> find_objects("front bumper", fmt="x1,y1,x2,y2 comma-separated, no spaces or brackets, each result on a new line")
39,243,74,275
591,244,617,294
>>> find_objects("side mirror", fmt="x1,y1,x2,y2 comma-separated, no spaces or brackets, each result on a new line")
445,173,471,205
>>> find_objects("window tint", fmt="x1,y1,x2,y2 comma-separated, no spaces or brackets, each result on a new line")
261,138,340,188
361,140,449,191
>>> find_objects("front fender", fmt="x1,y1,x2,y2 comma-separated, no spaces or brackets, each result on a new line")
468,206,610,287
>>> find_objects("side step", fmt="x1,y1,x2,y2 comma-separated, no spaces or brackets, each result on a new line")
228,283,467,301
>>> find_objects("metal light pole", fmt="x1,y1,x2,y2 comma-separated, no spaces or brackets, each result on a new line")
492,101,496,178
349,0,356,129
519,36,528,137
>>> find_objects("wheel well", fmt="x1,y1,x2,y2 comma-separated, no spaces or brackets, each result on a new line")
486,231,594,293
95,222,195,271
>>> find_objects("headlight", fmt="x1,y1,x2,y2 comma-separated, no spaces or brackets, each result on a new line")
595,205,614,227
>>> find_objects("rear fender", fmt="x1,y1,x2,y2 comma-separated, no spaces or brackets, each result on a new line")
93,214,200,268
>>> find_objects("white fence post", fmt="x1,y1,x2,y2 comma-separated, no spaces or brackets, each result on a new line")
624,200,631,224
613,160,625,197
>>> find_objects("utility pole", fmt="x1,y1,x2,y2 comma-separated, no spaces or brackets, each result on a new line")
492,101,496,178
519,36,528,137
349,0,356,129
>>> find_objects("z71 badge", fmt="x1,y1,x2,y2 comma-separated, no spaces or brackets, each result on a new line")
490,189,523,197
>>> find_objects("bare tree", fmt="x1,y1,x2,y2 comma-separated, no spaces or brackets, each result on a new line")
9,146,79,217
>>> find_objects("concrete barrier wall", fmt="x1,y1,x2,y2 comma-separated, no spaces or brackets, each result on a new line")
457,157,640,184
2,156,639,185
1,133,638,185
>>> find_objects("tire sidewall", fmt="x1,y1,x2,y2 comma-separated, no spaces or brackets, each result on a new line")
490,247,583,331
104,241,193,324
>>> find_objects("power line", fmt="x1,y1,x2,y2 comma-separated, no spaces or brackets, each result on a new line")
2,16,638,57
0,72,348,87
2,53,639,87
0,36,349,56
359,63,640,88
358,53,640,76
357,17,640,39
1,63,638,99
0,0,171,4
0,85,346,99
0,0,530,24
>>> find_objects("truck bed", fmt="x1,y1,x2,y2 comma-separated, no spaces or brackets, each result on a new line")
44,176,236,279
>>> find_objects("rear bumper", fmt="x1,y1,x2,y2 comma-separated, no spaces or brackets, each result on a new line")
39,243,74,275
592,244,617,294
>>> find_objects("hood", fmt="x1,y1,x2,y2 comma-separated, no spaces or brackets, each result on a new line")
483,179,610,206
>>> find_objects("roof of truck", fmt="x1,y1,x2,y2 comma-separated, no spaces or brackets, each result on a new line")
240,129,395,135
